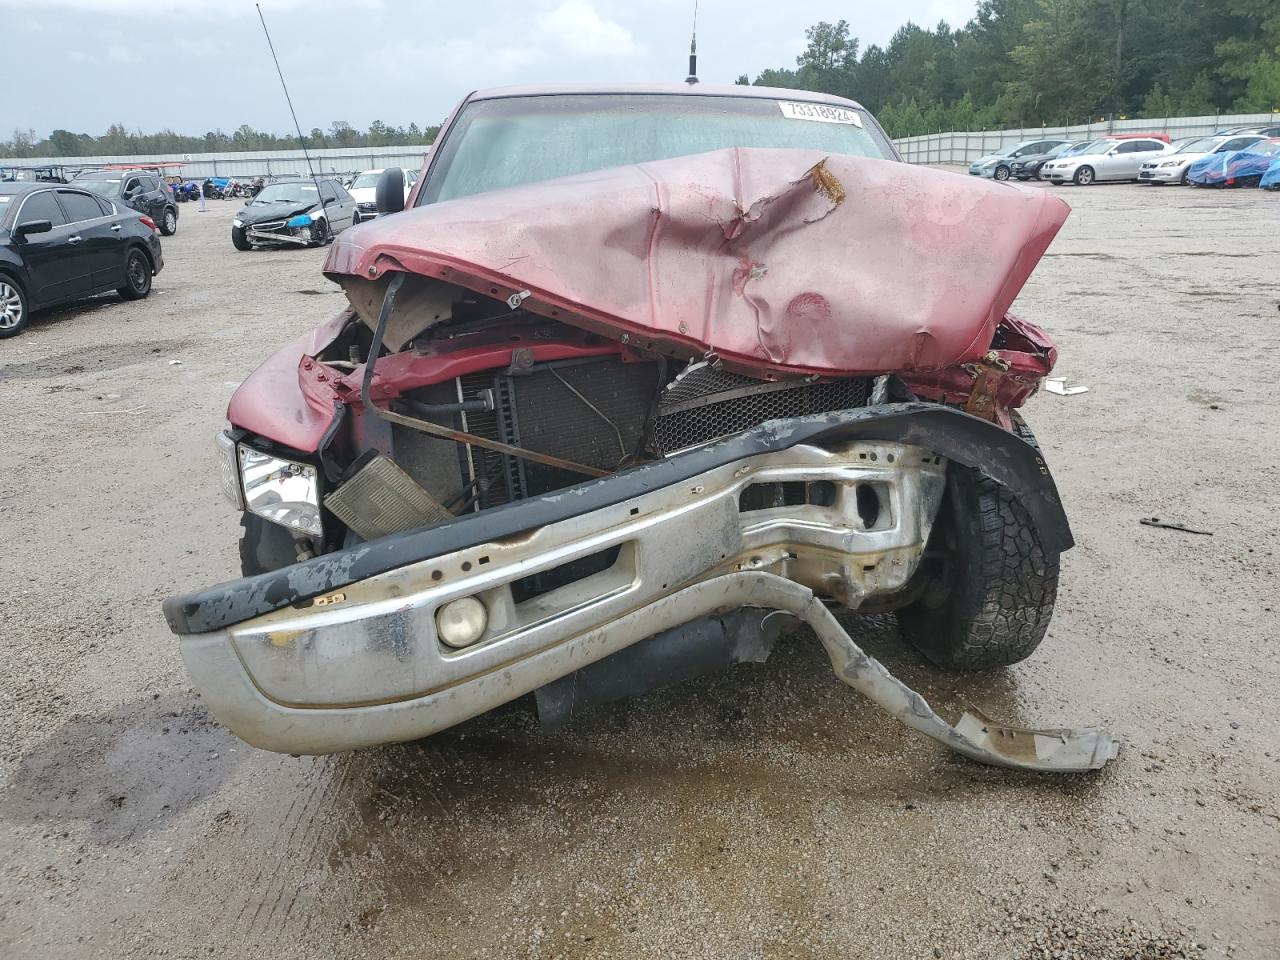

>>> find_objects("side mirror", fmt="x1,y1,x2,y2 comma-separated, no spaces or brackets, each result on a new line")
16,219,53,238
375,167,405,215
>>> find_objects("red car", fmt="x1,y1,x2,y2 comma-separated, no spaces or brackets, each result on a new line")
164,83,1115,772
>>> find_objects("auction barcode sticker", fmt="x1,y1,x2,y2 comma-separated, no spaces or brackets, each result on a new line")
777,101,863,127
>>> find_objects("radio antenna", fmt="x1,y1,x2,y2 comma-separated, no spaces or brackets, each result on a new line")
256,4,324,204
685,0,699,84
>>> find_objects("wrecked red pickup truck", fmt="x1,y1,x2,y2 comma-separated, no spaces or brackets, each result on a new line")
164,84,1116,771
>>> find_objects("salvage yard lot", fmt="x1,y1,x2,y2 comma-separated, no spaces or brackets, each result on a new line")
0,183,1276,959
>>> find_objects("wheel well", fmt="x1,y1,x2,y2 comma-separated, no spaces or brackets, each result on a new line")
127,242,155,273
0,266,26,299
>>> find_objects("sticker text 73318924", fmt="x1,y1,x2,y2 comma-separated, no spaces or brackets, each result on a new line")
777,101,864,127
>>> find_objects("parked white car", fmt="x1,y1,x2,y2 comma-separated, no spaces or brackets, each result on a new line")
347,167,420,222
1043,137,1172,185
1138,134,1266,185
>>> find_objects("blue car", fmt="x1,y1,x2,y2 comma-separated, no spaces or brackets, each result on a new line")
1188,139,1280,187
1261,152,1280,190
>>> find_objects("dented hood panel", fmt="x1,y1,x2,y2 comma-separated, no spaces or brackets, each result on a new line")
324,148,1069,376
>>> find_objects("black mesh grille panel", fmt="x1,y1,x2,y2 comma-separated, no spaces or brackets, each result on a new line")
651,364,870,455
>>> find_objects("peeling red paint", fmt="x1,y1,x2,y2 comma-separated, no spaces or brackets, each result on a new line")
323,148,1069,379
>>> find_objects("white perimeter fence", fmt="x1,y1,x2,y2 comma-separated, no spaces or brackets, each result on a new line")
3,111,1277,176
0,145,431,180
892,112,1279,164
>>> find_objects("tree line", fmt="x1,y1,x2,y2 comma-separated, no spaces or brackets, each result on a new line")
7,1,1278,156
738,0,1280,137
2,120,440,159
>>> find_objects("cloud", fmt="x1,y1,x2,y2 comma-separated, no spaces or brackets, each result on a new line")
107,44,141,64
539,0,643,59
0,0,380,14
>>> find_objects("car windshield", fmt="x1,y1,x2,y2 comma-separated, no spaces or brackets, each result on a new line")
1062,141,1095,156
1177,137,1222,154
351,173,381,190
1245,140,1280,155
1044,142,1077,157
252,183,319,204
422,93,894,205
75,179,121,197
1079,141,1116,155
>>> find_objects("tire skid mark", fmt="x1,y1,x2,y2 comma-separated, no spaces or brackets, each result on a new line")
255,754,351,946
241,756,338,941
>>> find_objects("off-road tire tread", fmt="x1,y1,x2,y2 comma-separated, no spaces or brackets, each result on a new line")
898,415,1059,671
238,512,300,576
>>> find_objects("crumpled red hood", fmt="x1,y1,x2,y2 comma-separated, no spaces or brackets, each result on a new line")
324,148,1069,376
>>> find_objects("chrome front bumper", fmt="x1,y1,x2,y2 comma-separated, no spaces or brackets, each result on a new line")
182,440,946,751
168,404,1112,770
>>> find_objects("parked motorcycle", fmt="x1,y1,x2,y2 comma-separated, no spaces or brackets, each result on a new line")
204,177,231,199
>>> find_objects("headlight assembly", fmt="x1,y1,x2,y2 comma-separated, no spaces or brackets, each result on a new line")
232,218,244,228
1160,161,1180,167
237,445,323,537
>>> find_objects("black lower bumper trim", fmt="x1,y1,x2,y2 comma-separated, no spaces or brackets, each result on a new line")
163,404,1073,636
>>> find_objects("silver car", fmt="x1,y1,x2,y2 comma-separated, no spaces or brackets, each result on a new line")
1138,134,1266,185
1043,137,1171,185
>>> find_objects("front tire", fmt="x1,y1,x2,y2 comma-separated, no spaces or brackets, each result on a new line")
993,164,1011,181
160,207,178,236
897,416,1060,671
1073,166,1095,185
0,276,29,339
232,226,252,251
310,218,332,247
239,513,303,576
117,249,153,300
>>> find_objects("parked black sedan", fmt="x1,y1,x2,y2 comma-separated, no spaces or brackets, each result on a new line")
230,178,357,251
1009,140,1090,180
0,182,164,338
73,169,179,236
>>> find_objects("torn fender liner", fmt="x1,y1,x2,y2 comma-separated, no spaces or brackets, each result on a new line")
163,404,1072,636
324,148,1069,377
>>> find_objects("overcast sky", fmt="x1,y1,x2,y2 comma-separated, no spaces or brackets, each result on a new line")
5,0,979,137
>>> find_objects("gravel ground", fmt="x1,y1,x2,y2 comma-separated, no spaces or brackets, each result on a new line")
0,182,1276,959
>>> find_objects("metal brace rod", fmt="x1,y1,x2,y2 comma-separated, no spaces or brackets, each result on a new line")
359,272,609,478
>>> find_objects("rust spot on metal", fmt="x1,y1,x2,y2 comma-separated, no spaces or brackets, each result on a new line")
807,160,846,205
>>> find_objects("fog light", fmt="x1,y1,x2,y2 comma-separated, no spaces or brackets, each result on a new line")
436,596,488,648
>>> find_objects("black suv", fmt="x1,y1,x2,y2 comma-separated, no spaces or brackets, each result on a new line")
73,170,179,236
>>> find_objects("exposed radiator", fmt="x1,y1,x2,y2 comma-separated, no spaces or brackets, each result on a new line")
460,357,659,509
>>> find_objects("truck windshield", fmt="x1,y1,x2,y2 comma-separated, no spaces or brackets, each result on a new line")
252,183,319,204
421,93,895,205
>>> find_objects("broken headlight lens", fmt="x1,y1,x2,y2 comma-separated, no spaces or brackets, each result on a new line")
238,445,323,538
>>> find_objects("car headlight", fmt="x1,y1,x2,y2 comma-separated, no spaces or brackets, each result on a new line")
232,218,243,228
238,445,323,537
1160,161,1180,167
